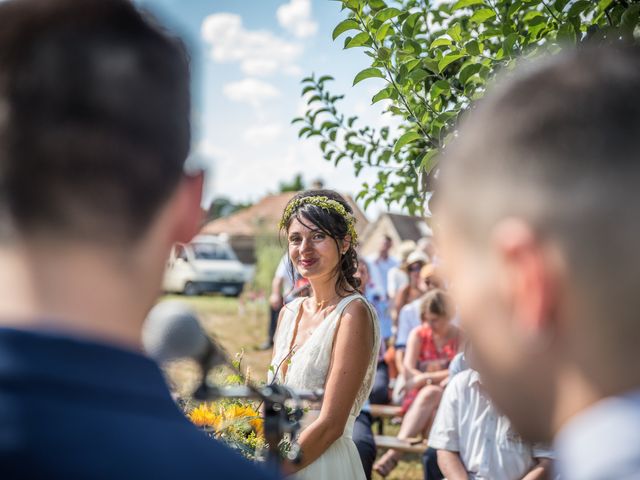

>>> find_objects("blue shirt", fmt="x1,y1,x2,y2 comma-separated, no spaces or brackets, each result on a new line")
0,327,279,479
554,389,640,480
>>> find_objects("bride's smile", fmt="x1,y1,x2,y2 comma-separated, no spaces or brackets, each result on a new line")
287,217,345,280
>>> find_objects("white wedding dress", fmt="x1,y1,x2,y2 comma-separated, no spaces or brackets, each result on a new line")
268,293,381,479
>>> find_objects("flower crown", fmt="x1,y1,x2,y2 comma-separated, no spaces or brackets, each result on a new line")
279,195,358,244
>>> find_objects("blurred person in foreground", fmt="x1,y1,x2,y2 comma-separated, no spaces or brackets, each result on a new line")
436,44,640,479
0,1,276,479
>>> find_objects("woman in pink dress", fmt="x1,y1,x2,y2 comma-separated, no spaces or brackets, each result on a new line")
374,289,459,477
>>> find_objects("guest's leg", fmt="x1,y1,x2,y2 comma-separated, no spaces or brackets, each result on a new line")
422,447,444,480
369,362,390,405
397,385,443,440
374,386,443,477
353,412,376,480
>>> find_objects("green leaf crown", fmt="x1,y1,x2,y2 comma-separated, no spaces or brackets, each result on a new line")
279,195,358,244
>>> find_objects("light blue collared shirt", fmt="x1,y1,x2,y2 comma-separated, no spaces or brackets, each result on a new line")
554,389,640,480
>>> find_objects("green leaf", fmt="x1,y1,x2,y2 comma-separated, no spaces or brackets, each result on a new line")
297,127,311,138
438,53,465,73
429,80,450,100
318,75,334,84
374,7,402,22
459,63,482,84
447,23,463,43
353,67,385,85
408,68,429,83
567,0,591,18
376,23,393,41
394,131,422,153
621,4,640,30
470,8,496,23
598,0,613,11
369,0,387,10
557,22,576,43
452,0,485,10
372,86,394,104
301,85,315,95
345,31,370,48
377,47,391,61
430,37,453,48
422,58,440,74
420,150,439,173
464,40,481,55
332,19,360,40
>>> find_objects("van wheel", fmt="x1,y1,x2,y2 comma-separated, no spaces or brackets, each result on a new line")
183,282,199,296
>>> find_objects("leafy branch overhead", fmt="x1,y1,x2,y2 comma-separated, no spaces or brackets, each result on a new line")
293,0,640,213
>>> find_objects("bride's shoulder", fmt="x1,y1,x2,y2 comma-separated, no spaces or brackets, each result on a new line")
340,295,374,328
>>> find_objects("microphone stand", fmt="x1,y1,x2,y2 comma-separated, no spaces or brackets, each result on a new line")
191,345,323,471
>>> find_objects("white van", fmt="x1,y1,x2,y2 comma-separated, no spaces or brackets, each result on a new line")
162,235,246,297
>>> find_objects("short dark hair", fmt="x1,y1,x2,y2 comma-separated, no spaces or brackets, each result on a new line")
0,0,191,242
438,44,640,363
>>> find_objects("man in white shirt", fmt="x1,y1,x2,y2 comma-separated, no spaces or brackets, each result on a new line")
429,368,553,480
435,45,640,479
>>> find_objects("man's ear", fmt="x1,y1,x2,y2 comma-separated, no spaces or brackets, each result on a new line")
169,172,205,244
491,218,558,336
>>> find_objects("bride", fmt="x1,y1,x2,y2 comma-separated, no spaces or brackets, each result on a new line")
268,190,380,479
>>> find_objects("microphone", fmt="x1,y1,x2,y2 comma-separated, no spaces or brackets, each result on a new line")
142,300,226,369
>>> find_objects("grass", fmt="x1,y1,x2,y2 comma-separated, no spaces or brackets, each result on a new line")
159,294,423,480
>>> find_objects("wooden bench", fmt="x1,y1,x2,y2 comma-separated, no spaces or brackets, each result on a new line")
374,435,428,454
369,404,403,435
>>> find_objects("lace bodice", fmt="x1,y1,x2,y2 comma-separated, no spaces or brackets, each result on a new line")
268,294,381,417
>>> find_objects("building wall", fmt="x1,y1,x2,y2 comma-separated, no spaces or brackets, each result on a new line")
359,216,403,258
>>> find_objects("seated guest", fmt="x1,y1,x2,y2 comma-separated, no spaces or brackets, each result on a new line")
392,251,429,325
423,350,469,480
392,264,445,403
374,290,460,477
429,353,553,480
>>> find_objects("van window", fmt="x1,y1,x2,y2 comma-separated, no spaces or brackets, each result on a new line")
192,243,231,261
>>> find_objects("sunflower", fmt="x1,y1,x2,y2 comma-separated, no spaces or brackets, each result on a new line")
188,404,222,430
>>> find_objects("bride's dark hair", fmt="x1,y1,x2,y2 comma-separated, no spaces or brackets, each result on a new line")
280,189,360,295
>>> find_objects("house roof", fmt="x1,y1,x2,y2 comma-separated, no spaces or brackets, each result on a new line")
385,213,433,242
201,191,369,238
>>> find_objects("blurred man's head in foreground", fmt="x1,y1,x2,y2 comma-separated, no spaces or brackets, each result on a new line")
0,0,199,246
436,44,640,443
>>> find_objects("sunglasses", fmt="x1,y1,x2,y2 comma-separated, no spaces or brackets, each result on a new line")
408,263,423,273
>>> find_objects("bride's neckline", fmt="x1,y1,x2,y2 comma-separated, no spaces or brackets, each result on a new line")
280,293,360,382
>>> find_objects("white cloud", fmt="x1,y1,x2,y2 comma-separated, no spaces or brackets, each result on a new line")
276,0,318,38
223,78,281,108
201,13,303,77
243,124,284,145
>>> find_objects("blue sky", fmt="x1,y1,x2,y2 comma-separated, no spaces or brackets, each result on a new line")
136,0,396,216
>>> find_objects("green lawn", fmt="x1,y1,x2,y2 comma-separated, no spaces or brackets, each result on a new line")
159,294,423,480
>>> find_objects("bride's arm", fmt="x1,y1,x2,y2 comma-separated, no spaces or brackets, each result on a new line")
284,299,374,474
